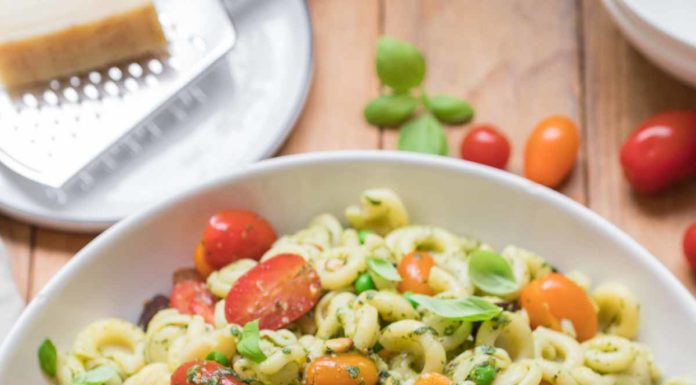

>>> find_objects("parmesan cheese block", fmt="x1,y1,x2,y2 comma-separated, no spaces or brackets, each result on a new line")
0,0,168,88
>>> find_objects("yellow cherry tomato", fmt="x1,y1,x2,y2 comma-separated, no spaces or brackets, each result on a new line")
520,273,598,341
305,353,378,385
524,115,580,188
414,373,453,385
194,243,214,278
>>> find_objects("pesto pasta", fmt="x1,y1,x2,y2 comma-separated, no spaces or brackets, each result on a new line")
40,189,693,385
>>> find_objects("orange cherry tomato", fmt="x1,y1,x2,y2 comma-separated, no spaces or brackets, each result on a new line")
305,353,378,385
397,251,435,295
524,115,580,188
202,210,277,269
414,373,453,385
520,273,597,341
171,360,244,385
683,222,696,271
194,243,215,278
170,280,216,324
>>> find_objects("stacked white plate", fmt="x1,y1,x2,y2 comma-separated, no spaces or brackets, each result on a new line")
603,0,696,88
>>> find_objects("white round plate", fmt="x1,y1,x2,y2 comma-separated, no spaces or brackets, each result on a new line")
604,0,696,88
0,0,313,232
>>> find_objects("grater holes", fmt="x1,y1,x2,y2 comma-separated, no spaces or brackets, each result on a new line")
89,71,102,84
22,93,38,108
103,81,120,97
124,78,139,92
108,67,123,81
83,84,100,100
49,80,61,90
144,74,159,87
69,76,81,87
148,59,163,74
63,87,79,103
128,63,143,78
43,90,59,106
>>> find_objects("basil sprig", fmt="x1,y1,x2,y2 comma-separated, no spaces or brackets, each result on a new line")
363,36,476,155
38,338,57,378
408,294,503,321
367,258,402,282
468,250,517,295
237,320,267,363
71,366,119,385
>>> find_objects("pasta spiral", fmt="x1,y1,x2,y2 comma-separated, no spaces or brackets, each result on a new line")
72,319,146,376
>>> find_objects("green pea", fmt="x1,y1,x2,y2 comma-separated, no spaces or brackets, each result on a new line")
355,272,376,293
469,364,497,385
205,351,230,366
358,230,373,244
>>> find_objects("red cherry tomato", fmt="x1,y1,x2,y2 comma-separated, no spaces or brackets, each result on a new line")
683,223,696,271
520,273,598,341
459,124,511,169
620,110,696,193
171,360,244,385
202,210,277,269
170,280,216,324
524,115,580,188
225,254,321,330
397,251,435,295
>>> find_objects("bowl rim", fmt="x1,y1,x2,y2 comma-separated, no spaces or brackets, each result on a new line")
2,150,695,363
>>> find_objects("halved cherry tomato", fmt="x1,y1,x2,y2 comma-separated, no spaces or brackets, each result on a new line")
171,280,216,324
520,273,597,341
414,372,453,385
171,360,244,385
683,223,696,271
305,353,379,385
194,243,215,278
397,251,435,295
524,115,580,188
620,110,696,193
225,254,321,330
201,210,277,269
459,124,511,169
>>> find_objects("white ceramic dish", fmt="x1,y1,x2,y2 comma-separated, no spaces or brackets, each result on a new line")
0,151,694,384
0,0,313,232
604,0,696,88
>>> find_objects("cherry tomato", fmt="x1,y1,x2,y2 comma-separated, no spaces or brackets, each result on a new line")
171,360,244,385
202,210,277,269
225,254,321,330
414,372,453,385
683,223,696,271
305,353,378,385
620,110,696,193
459,124,511,169
397,251,435,295
524,115,580,188
171,280,216,324
520,273,597,341
194,243,215,278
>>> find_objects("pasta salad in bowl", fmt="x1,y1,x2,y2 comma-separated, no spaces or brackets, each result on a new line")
34,189,695,385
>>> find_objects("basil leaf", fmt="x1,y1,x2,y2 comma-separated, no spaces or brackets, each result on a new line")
364,94,418,127
206,351,230,366
468,250,517,295
376,36,426,92
409,294,503,321
367,258,402,282
398,115,449,155
426,94,474,125
238,320,267,363
38,338,57,378
72,366,119,385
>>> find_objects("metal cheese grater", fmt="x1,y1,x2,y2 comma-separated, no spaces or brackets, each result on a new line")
0,0,236,188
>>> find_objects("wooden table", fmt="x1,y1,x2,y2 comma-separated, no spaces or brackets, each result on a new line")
2,0,695,302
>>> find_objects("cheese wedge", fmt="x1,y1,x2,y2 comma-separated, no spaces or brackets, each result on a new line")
0,0,168,88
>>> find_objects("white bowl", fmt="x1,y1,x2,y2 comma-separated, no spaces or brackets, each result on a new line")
604,0,696,88
1,151,694,383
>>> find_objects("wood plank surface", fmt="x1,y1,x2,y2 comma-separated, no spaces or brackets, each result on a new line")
582,0,696,295
381,0,587,202
0,0,693,300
